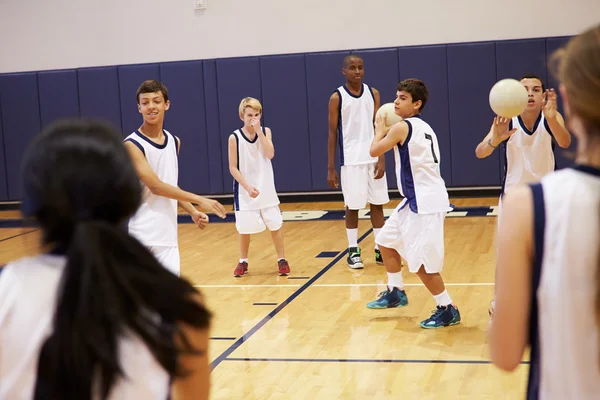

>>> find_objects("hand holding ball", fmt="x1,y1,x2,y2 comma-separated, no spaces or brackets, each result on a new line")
376,103,403,128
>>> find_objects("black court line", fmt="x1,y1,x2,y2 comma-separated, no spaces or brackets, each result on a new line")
286,276,310,280
210,337,237,341
0,229,39,243
209,228,373,371
225,357,530,365
253,302,277,306
316,251,340,258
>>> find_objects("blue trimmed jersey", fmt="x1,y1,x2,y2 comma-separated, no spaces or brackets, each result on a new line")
393,116,452,214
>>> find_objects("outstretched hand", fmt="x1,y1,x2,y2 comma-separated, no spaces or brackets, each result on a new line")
542,89,557,120
199,197,227,219
491,116,517,144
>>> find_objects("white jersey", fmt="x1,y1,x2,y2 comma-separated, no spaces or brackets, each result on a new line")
393,116,452,214
232,128,279,211
124,130,178,247
0,255,170,399
336,83,378,166
503,113,555,194
527,165,600,399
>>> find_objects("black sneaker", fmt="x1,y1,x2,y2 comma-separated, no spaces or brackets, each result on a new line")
347,247,364,269
375,249,384,265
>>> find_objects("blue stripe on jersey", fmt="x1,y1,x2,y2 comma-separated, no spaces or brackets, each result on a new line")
124,138,145,156
397,120,417,213
336,89,345,166
572,164,600,177
518,113,542,136
526,182,546,400
134,129,169,149
501,141,508,197
542,118,557,171
233,133,240,211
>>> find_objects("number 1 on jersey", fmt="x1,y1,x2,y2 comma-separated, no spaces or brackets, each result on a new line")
424,133,439,163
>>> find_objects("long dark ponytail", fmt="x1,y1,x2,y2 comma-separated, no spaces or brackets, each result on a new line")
20,119,211,399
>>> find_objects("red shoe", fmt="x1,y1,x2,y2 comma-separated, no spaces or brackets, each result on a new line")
278,259,290,276
234,261,248,277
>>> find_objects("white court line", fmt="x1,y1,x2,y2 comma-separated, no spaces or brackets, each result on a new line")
194,283,494,289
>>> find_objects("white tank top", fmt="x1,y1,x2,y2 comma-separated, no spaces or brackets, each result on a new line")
336,83,378,166
503,113,555,194
0,255,170,399
394,117,452,214
232,128,279,211
527,165,600,399
124,130,178,247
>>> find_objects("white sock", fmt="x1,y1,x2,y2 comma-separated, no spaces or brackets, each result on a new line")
239,258,248,263
278,258,286,262
387,271,404,290
433,290,452,307
373,228,382,250
346,228,358,248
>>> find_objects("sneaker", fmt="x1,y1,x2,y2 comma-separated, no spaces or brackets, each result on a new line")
278,259,290,276
347,247,364,269
366,286,408,309
233,261,248,277
420,304,461,329
375,249,384,265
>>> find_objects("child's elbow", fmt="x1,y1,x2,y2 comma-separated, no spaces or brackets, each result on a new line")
491,355,521,372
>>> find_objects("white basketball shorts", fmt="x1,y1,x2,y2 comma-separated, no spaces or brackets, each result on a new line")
375,203,446,274
341,163,389,210
235,205,283,234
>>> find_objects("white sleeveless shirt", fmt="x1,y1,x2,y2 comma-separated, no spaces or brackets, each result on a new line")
394,117,452,214
503,113,555,194
124,130,178,247
231,128,279,211
0,255,170,399
336,83,378,166
528,165,600,399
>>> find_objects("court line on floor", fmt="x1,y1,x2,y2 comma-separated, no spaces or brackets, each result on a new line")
209,229,374,371
195,283,495,289
0,229,39,243
224,357,529,365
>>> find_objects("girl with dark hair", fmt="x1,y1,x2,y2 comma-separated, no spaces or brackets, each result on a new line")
0,119,211,399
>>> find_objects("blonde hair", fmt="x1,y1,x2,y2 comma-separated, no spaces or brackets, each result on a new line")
551,23,600,367
238,97,262,117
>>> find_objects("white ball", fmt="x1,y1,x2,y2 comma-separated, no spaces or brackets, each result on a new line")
376,102,403,127
489,78,529,118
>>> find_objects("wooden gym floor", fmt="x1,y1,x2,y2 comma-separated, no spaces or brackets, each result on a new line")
0,197,528,399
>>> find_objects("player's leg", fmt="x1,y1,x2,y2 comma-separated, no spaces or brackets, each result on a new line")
341,165,368,269
366,206,409,309
410,212,461,328
366,162,390,264
262,206,290,276
233,210,266,277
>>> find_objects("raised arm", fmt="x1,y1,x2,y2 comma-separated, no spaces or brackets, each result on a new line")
543,89,571,148
370,116,409,158
475,117,517,159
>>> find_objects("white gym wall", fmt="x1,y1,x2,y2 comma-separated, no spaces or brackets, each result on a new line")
0,0,598,73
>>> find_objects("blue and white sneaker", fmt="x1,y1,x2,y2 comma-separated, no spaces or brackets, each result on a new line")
366,286,408,309
420,304,461,329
